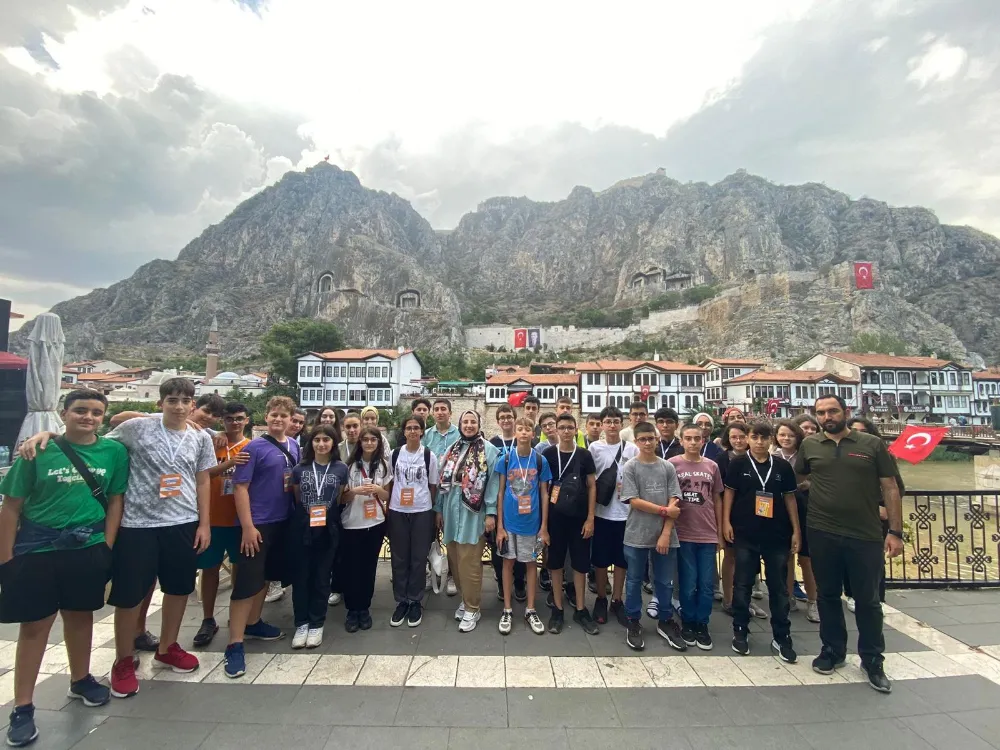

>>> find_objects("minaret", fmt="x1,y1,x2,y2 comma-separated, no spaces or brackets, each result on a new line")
206,315,220,380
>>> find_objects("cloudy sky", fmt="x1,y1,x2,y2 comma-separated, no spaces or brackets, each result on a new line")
2,0,997,328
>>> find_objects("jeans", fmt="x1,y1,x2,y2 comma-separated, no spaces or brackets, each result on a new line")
809,527,885,668
623,544,675,622
733,540,790,641
678,541,716,626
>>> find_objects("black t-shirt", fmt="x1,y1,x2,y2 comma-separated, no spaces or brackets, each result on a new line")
489,435,517,454
724,453,797,548
541,445,597,518
657,438,684,460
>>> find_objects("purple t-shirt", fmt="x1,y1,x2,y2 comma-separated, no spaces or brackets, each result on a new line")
668,456,723,544
232,435,300,526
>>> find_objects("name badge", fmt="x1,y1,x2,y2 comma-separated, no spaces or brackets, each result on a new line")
159,473,182,499
400,487,415,507
283,469,293,493
221,477,234,496
363,498,378,520
309,506,327,527
755,491,774,519
550,484,560,505
517,494,532,514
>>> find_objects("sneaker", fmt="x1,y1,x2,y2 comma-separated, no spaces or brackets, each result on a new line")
793,581,808,602
5,705,37,748
265,582,285,603
731,629,749,655
806,601,820,623
657,618,687,651
525,609,545,635
358,610,373,630
514,581,528,603
458,609,481,633
751,577,765,600
625,618,645,651
345,611,360,633
593,596,609,625
548,608,565,634
771,637,797,664
846,596,856,613
749,601,767,619
496,587,504,602
292,624,309,649
789,598,799,612
573,607,599,635
245,619,284,641
642,580,654,595
133,630,159,652
695,623,714,651
193,618,218,647
407,602,423,628
680,623,698,647
445,576,458,596
110,656,139,698
67,674,110,707
390,602,409,627
611,599,629,628
646,596,659,620
722,603,734,617
714,582,724,602
154,643,199,673
811,648,846,675
328,592,342,606
545,591,555,609
539,568,552,591
498,609,513,635
454,602,466,621
306,627,324,648
862,661,892,693
224,642,246,678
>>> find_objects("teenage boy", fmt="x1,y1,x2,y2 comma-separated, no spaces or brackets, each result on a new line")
554,397,587,447
668,424,723,650
410,398,432,425
620,421,683,652
536,412,558,447
224,396,299,678
542,414,599,634
723,420,800,662
489,405,526,602
588,406,639,627
193,402,251,647
620,401,655,444
108,393,225,430
287,408,307,446
421,398,460,595
584,414,602,448
496,418,551,636
0,390,127,747
654,407,684,459
523,395,541,435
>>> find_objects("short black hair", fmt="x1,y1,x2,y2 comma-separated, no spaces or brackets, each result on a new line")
411,397,432,412
432,398,452,411
523,395,541,408
849,416,883,438
495,403,515,417
815,393,848,411
629,400,648,413
196,393,225,417
556,395,573,406
634,421,656,437
556,412,576,426
224,401,249,416
159,377,195,400
747,419,774,440
585,413,602,423
654,407,679,423
63,389,108,412
599,405,624,421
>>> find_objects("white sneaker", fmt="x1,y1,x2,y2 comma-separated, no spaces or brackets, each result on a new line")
498,609,513,635
752,577,765,600
714,583,724,602
458,609,481,633
454,602,466,621
749,601,767,619
525,609,544,635
306,627,323,648
646,596,659,620
806,601,820,623
789,598,799,612
265,582,285,603
846,597,856,613
327,592,342,606
291,624,308,649
446,576,458,596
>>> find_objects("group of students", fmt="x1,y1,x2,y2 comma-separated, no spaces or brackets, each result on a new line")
0,382,903,747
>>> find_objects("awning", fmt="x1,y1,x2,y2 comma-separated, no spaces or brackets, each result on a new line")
0,352,28,370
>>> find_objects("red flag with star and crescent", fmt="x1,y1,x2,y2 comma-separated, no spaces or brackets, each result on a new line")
854,262,874,290
888,425,948,464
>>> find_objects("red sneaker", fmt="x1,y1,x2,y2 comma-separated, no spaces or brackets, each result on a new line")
154,642,200,673
110,656,139,699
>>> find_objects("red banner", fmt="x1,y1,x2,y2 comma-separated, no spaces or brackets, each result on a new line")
507,391,528,407
888,425,948,464
513,328,527,349
854,262,874,290
766,398,780,416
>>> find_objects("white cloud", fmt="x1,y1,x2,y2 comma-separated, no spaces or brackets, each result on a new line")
907,39,968,87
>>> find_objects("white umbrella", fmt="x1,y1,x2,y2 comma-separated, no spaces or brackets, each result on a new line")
16,313,65,447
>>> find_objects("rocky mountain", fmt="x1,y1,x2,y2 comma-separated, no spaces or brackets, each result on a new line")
15,163,1000,364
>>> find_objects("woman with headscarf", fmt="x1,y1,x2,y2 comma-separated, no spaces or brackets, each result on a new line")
434,410,502,632
359,406,393,454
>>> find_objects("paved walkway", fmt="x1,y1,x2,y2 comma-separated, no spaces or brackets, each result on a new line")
2,565,1000,749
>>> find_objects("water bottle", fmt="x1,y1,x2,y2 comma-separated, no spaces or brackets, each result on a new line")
0,446,9,468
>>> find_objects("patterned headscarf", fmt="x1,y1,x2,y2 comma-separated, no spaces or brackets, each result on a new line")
439,411,489,513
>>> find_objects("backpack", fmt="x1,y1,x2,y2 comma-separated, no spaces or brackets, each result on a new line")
546,447,587,517
391,446,432,482
595,444,625,507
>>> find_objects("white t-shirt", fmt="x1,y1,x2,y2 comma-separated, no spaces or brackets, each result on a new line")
389,445,440,514
589,439,640,522
341,458,392,530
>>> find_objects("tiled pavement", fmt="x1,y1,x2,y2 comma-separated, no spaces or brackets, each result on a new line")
2,565,999,749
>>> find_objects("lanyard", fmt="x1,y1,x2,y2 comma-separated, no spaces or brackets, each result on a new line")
158,420,190,466
748,454,773,492
555,446,577,482
225,439,246,461
659,439,675,459
311,461,332,501
776,448,797,465
500,437,514,453
700,442,709,457
513,449,531,479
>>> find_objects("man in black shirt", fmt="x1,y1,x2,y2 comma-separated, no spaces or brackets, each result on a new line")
723,420,800,662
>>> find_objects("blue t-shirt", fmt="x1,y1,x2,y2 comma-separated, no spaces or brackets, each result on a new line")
702,441,724,463
497,448,552,536
232,436,300,526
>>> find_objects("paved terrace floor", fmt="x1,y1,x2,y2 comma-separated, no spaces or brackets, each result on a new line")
2,564,1000,750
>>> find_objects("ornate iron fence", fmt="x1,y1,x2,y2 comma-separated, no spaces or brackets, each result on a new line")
887,490,1000,587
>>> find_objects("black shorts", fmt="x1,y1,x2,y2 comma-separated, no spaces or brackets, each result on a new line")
108,522,198,608
230,522,286,601
546,513,591,574
0,544,112,623
591,516,627,570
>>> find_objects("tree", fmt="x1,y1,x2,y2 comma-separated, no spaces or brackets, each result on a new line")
850,332,910,356
260,319,344,388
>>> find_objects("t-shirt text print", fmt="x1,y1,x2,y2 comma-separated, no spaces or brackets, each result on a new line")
46,465,109,484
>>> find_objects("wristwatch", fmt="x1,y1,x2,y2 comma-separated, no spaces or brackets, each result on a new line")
887,529,903,539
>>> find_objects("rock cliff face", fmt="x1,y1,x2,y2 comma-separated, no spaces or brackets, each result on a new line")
17,164,1000,363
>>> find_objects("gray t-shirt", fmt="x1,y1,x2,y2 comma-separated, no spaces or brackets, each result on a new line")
620,457,682,549
106,418,216,528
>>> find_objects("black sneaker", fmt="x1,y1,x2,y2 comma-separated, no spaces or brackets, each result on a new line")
548,608,565,634
862,661,892,693
811,648,846,675
345,611,360,633
625,618,645,651
611,599,629,628
573,607,600,635
6,704,37,748
539,568,552,591
390,602,408,627
771,637,797,664
642,580,654,595
593,596,609,625
695,623,714,651
732,629,750,655
358,609,373,630
545,591,555,609
193,618,218,647
680,622,698,647
67,673,110,707
514,581,528,603
407,601,423,627
657,618,687,651
587,569,597,594
134,630,159,652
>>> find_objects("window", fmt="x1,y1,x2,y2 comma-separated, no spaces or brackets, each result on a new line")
898,392,913,406
880,371,894,385
839,387,853,400
298,364,306,379
556,387,576,400
325,389,332,401
915,372,929,385
949,371,957,385
962,372,971,386
318,273,333,293
818,385,836,397
862,371,879,385
776,386,790,399
661,373,671,386
897,372,911,386
683,395,700,409
934,395,942,408
349,389,365,402
746,386,752,398
586,394,603,409
586,373,601,385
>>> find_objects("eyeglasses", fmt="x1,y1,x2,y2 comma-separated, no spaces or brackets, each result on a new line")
602,419,622,426
557,425,576,432
360,437,379,443
635,436,656,444
223,416,246,422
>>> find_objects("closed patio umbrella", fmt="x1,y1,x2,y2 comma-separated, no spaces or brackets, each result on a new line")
16,313,65,447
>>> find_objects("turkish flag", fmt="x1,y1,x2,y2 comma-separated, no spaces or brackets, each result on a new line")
508,391,528,407
513,328,527,349
854,262,874,290
888,425,948,464
640,385,650,400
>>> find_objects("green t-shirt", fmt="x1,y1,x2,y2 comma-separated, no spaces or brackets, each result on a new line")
0,437,129,553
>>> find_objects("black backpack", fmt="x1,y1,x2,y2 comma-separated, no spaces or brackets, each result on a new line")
546,449,587,517
391,446,432,482
595,444,624,507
